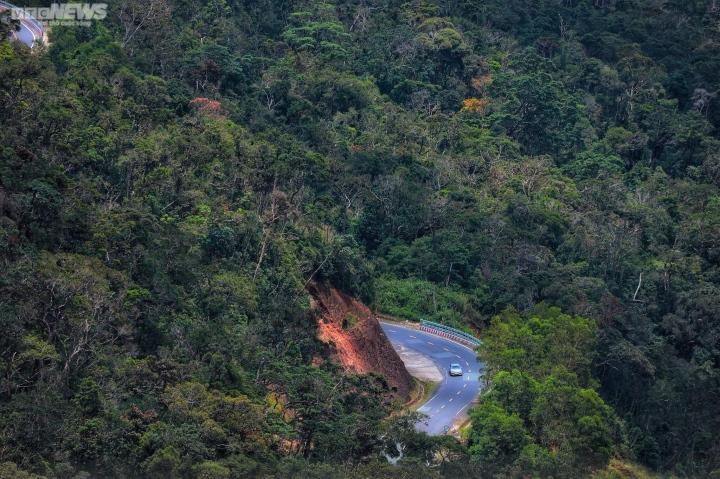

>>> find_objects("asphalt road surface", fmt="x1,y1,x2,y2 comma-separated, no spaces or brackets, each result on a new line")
1,2,43,47
381,322,484,435
14,21,36,46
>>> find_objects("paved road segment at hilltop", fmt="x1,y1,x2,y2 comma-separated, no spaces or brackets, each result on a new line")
1,1,44,47
380,321,484,435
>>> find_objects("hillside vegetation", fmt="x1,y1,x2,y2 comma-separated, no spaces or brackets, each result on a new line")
1,0,719,477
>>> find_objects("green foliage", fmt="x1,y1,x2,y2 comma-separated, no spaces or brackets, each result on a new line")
481,306,597,384
374,276,477,328
467,402,530,469
469,307,617,476
281,2,350,61
141,446,181,479
2,0,720,475
0,462,45,479
0,11,20,42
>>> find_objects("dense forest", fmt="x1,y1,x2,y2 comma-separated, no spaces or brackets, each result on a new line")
2,0,720,477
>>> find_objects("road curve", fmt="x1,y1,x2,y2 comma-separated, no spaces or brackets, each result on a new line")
1,1,44,48
381,321,484,435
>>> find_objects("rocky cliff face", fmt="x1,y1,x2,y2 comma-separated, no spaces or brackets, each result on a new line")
307,283,414,400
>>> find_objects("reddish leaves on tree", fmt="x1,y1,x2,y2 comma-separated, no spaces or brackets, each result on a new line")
189,97,224,115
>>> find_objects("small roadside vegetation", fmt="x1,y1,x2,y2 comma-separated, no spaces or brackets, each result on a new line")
374,276,482,332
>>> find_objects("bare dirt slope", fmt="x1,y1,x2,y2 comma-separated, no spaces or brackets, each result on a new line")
307,283,414,400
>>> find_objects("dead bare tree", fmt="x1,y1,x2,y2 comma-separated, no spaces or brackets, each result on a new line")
253,179,286,281
692,88,717,118
117,0,171,51
633,272,645,302
348,1,377,32
253,175,306,282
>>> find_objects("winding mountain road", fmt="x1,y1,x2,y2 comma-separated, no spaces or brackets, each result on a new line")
1,1,44,48
381,321,484,435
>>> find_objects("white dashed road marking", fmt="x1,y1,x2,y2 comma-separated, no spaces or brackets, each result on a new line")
378,320,483,434
455,404,469,417
427,392,441,403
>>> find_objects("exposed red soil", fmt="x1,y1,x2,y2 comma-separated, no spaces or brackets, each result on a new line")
307,283,414,400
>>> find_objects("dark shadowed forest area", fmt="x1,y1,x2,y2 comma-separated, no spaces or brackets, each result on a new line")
1,0,719,477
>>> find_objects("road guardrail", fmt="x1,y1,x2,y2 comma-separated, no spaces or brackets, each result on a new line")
419,320,481,348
